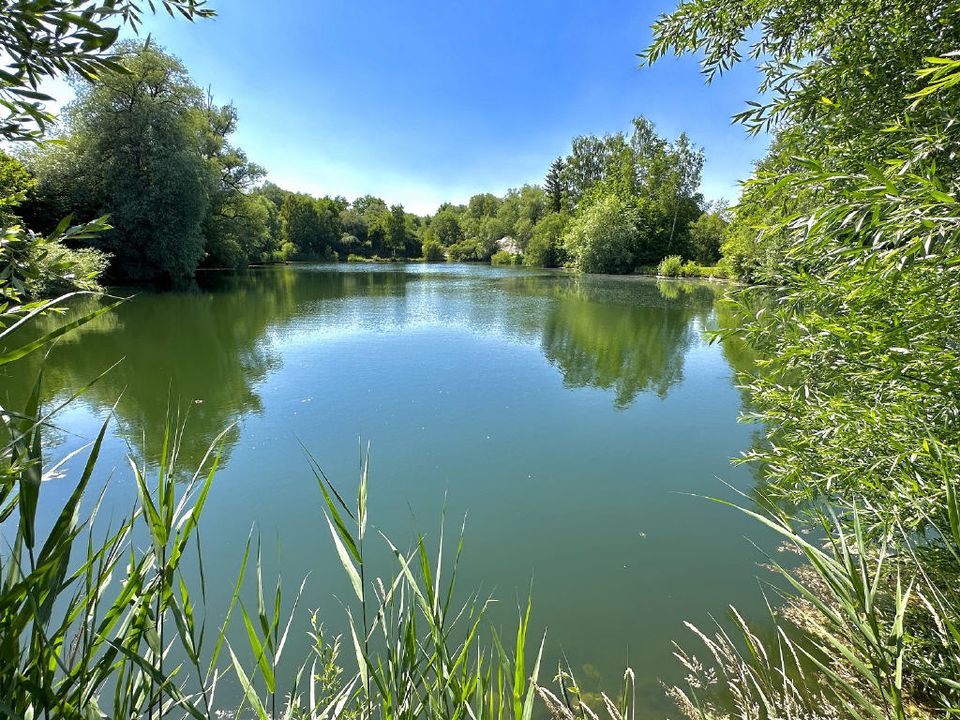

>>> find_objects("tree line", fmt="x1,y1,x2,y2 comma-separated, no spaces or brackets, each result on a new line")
2,40,730,288
419,119,726,275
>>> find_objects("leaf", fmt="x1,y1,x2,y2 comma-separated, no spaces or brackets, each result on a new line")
239,601,275,693
0,297,124,366
226,643,270,720
324,513,362,602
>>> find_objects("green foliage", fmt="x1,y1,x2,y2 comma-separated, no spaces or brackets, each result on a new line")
447,238,489,262
562,195,638,274
204,191,272,269
197,102,269,268
467,192,501,220
340,208,368,245
430,208,464,246
1,218,111,298
563,117,703,226
680,261,727,279
331,195,424,259
497,185,546,249
83,44,211,282
24,43,212,283
524,211,568,268
561,134,625,207
0,0,213,143
19,71,709,282
657,255,683,277
384,203,413,258
515,115,709,274
281,241,300,261
686,208,726,264
647,0,958,157
0,151,34,225
717,137,809,282
421,236,446,262
649,0,960,716
281,193,325,258
452,203,509,260
275,193,345,260
19,42,310,282
0,0,207,303
544,157,566,213
490,249,520,265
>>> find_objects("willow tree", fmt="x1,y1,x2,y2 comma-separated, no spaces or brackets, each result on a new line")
1,1,214,294
25,43,211,282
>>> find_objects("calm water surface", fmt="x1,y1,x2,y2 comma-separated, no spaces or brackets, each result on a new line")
2,263,774,718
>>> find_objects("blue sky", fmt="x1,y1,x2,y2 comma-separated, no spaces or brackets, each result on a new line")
49,0,769,215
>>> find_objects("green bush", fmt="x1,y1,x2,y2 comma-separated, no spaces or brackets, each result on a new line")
656,259,730,279
562,196,638,274
524,212,568,268
421,237,446,262
686,210,726,264
447,238,487,262
346,253,369,262
657,254,683,277
490,249,519,265
1,221,109,298
280,241,299,261
708,264,730,279
679,260,698,277
33,242,109,296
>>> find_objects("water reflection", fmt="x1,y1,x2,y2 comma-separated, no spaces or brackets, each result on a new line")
0,265,752,467
538,278,715,407
1,267,413,466
0,264,769,720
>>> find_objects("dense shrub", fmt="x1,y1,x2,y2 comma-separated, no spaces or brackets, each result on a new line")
680,260,727,278
657,255,683,277
524,211,568,268
421,237,446,262
447,238,488,262
280,242,299,261
562,196,638,274
686,210,726,264
0,151,34,226
649,0,960,715
1,222,109,298
490,249,519,265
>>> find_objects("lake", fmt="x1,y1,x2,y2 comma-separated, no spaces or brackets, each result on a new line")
2,263,775,718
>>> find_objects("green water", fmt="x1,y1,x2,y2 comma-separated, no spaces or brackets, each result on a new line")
2,263,774,717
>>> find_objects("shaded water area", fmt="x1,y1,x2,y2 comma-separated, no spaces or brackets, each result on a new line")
2,263,775,718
